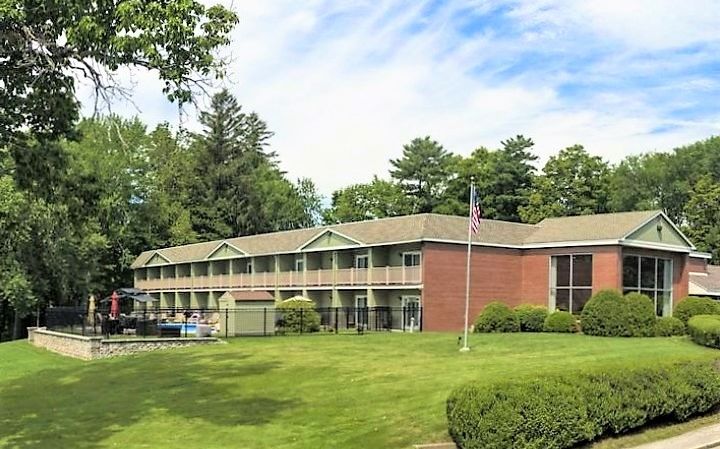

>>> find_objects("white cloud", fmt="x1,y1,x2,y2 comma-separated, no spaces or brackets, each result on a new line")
79,0,720,195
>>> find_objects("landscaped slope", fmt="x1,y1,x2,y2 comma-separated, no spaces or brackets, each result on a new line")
0,333,716,449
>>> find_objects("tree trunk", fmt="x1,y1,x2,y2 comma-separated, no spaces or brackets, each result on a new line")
12,310,23,340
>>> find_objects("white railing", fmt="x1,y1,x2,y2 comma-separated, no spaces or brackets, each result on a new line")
136,265,422,290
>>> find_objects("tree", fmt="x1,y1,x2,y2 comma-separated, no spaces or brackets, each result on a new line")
488,135,538,221
441,136,537,221
324,177,414,223
0,0,237,145
519,145,610,223
390,136,455,213
187,90,316,238
685,176,720,262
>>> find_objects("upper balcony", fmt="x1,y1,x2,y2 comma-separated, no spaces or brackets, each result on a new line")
135,265,422,291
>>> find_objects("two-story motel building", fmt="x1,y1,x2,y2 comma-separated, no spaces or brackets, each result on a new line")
132,210,713,331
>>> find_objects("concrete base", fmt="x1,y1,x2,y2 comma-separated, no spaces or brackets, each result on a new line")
627,423,720,449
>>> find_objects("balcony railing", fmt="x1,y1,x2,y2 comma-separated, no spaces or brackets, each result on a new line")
135,265,422,291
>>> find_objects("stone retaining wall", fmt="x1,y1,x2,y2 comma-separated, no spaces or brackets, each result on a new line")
27,327,219,360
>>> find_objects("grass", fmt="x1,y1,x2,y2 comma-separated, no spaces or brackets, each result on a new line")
0,332,719,449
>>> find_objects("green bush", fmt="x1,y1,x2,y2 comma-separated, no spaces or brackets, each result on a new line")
514,305,548,332
580,290,655,337
447,361,720,449
688,315,720,348
276,299,321,333
543,311,577,333
675,297,720,325
624,292,657,337
473,302,520,333
655,316,686,337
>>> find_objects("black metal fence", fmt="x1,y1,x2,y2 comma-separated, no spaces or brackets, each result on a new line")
44,306,423,338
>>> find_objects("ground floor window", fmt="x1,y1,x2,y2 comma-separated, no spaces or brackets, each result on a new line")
623,255,672,316
550,254,593,314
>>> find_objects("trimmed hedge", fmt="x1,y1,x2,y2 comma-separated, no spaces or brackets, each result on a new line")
447,361,720,449
580,290,655,337
514,305,548,332
688,315,720,348
473,302,520,333
543,311,577,333
655,316,686,337
675,297,720,325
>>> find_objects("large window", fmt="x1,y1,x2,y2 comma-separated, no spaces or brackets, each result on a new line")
403,252,421,267
551,255,593,314
623,255,672,316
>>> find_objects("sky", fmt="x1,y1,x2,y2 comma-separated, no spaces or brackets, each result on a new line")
80,0,720,196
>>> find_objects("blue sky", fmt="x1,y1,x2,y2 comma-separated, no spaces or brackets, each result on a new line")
80,0,720,195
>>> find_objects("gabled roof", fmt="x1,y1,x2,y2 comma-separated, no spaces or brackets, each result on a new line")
524,210,660,244
131,210,695,268
690,266,720,296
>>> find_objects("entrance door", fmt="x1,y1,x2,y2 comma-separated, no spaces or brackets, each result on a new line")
355,295,368,328
402,296,421,331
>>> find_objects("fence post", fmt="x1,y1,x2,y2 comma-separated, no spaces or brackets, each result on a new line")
300,308,304,335
225,308,229,338
334,307,339,334
419,307,423,332
402,306,406,332
263,307,267,336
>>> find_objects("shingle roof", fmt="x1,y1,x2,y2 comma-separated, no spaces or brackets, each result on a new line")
524,210,660,244
690,266,720,295
131,210,670,267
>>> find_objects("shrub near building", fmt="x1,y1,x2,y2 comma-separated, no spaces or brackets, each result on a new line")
580,290,655,337
474,302,520,333
675,297,720,325
514,305,548,332
655,316,686,337
544,311,577,333
688,315,720,348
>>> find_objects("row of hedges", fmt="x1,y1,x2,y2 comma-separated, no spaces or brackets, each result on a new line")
473,302,579,334
447,360,720,449
688,315,720,348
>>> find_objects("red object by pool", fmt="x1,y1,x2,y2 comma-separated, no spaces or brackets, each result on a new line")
110,291,120,319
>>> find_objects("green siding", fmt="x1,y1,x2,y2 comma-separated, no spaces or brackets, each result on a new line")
626,216,690,247
208,243,243,259
303,231,358,250
146,254,167,265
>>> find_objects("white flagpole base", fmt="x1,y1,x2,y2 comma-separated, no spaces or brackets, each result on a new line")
459,346,470,352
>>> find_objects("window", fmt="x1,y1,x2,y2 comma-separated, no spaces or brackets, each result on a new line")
623,255,672,316
403,252,421,267
355,254,369,269
295,258,304,272
551,255,593,314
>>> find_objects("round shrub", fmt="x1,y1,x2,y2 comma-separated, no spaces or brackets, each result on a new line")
675,297,720,325
514,305,548,332
474,302,520,333
447,361,720,449
624,292,657,337
655,316,686,337
688,314,720,348
580,290,656,337
276,299,321,333
543,311,577,333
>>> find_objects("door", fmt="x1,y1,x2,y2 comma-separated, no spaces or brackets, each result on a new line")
355,295,368,328
402,296,421,331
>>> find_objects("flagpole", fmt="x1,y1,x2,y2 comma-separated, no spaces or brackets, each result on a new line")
460,180,474,352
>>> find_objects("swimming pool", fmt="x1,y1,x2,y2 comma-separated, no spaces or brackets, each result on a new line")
157,322,197,336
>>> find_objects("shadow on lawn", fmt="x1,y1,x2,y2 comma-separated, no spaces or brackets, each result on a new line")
0,348,295,448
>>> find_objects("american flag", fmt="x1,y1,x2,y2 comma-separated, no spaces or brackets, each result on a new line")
470,187,481,234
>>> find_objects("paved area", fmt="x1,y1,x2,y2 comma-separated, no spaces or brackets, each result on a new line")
627,423,720,449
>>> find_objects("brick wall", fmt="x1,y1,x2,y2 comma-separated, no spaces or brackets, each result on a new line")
421,242,689,331
421,243,523,331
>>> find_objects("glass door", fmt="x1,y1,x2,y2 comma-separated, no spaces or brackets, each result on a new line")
355,295,368,328
402,296,421,331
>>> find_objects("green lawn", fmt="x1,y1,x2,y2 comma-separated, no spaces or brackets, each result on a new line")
0,333,718,449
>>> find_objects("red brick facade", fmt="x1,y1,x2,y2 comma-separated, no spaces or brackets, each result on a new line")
421,242,691,331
